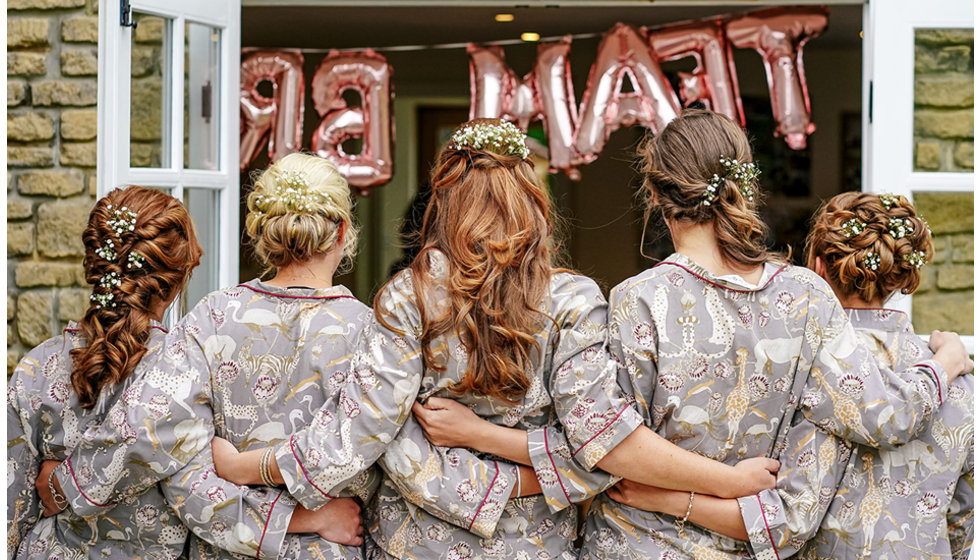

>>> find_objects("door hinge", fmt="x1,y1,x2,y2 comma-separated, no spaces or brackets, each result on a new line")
121,0,138,29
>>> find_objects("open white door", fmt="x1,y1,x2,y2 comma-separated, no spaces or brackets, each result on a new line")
98,0,241,315
863,0,974,352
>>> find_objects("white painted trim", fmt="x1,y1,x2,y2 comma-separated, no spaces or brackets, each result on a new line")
244,0,861,6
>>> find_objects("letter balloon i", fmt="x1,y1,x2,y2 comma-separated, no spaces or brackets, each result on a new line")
311,49,394,196
240,49,305,171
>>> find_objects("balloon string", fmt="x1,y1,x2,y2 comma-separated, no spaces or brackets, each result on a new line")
249,31,599,54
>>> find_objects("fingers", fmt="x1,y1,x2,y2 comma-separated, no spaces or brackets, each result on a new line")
412,401,431,423
765,458,781,473
425,397,453,410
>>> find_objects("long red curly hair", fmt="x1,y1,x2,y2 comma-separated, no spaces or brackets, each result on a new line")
71,187,202,409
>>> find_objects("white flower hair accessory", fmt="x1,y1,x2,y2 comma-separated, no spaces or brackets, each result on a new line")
904,250,927,269
879,194,899,209
106,205,138,237
127,252,146,269
90,271,122,309
841,218,866,238
702,157,760,206
253,170,336,215
95,239,117,261
862,252,881,271
449,121,530,159
887,218,914,239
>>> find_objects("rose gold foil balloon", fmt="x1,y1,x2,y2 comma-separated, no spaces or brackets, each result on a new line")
574,23,681,163
311,49,394,195
726,7,828,149
240,49,305,171
649,19,744,125
467,40,581,179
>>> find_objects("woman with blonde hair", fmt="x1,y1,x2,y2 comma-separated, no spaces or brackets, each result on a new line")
38,154,373,559
9,186,202,558
569,109,971,559
208,119,781,559
799,192,973,559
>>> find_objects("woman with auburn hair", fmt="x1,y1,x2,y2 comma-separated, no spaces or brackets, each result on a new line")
561,109,971,560
799,192,974,559
37,154,374,560
8,186,202,558
207,118,780,559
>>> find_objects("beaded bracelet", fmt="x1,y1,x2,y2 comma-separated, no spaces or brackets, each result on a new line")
48,469,69,512
680,491,695,524
259,448,277,487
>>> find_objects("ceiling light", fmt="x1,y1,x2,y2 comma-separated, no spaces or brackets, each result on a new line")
495,13,514,23
521,32,540,42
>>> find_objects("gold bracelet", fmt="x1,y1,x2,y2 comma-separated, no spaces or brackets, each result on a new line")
48,468,69,512
259,448,276,487
515,467,522,497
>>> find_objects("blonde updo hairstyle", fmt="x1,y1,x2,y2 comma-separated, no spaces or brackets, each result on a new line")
806,191,933,304
638,109,779,267
245,153,359,274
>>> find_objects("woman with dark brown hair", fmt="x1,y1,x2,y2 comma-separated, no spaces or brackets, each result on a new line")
8,186,202,558
207,119,780,559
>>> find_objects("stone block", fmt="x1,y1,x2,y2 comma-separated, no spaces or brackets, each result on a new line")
916,267,936,292
9,0,85,8
134,17,164,43
914,141,941,170
953,142,973,169
8,295,16,322
131,46,159,77
57,289,89,322
7,222,35,256
17,169,84,196
86,173,97,195
914,74,974,108
915,192,974,235
61,49,98,76
950,234,973,263
915,45,973,74
9,351,23,377
129,143,157,167
16,290,56,347
912,291,974,334
916,29,974,46
8,198,33,219
130,81,163,140
7,52,47,76
60,142,97,167
8,80,28,107
15,261,83,287
937,265,974,290
931,236,950,265
61,109,97,140
61,16,98,43
32,80,97,107
38,198,92,257
8,112,55,142
8,145,54,167
913,109,974,139
8,18,50,49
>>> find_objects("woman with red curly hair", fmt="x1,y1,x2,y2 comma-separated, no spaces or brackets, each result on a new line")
208,119,780,559
8,187,202,558
801,192,974,559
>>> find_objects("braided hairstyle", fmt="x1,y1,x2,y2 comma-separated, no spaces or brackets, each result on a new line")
72,186,202,410
806,191,933,304
637,109,780,267
245,153,359,275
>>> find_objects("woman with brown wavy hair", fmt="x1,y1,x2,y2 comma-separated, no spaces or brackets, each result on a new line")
8,186,202,558
207,118,781,559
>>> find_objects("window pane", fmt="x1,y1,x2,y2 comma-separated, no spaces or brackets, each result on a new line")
182,187,220,312
912,28,974,172
130,13,172,168
184,23,222,171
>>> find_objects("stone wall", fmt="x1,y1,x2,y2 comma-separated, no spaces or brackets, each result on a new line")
910,28,974,335
8,0,99,373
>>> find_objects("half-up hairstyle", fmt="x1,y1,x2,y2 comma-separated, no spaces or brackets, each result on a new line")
806,191,934,304
245,152,359,275
72,186,202,410
378,118,553,403
637,109,780,267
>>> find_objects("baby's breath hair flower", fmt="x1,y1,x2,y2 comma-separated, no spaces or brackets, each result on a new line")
127,252,146,270
840,218,866,238
701,157,760,206
887,218,914,239
90,272,122,309
920,217,932,236
252,170,336,216
95,239,117,261
862,252,881,271
879,194,899,209
106,205,138,237
904,250,927,269
449,121,531,159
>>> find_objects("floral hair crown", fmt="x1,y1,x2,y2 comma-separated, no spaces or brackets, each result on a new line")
253,169,336,215
702,157,760,206
449,121,530,159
